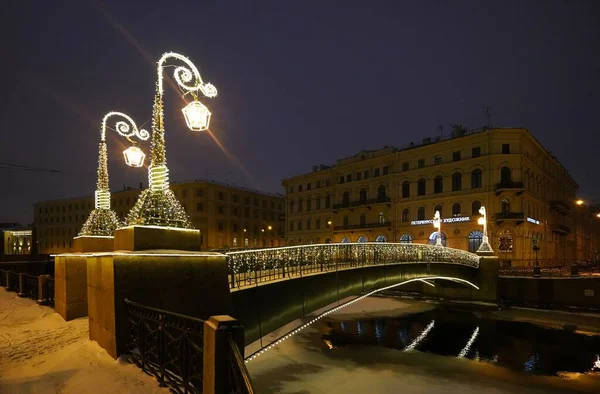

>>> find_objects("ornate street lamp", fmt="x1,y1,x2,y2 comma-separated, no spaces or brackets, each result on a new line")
79,112,149,236
125,52,217,228
433,210,443,246
477,206,494,253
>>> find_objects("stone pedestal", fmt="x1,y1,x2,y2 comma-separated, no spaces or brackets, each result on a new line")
55,255,89,321
73,236,114,253
203,316,245,394
476,255,499,302
114,225,201,252
87,251,230,359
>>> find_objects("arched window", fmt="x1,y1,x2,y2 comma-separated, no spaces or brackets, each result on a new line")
502,198,510,213
434,175,443,194
498,230,513,252
316,218,321,229
289,200,294,213
401,208,409,222
379,211,385,224
417,179,426,196
399,234,413,243
343,215,349,228
452,202,461,216
298,198,303,212
468,230,484,252
417,206,425,220
325,238,332,243
342,192,350,206
402,181,410,198
341,237,350,243
452,172,462,191
357,235,368,243
434,204,442,216
375,235,387,242
471,169,482,189
377,185,386,202
325,194,331,208
360,214,366,227
429,231,447,246
307,198,312,211
472,200,482,215
307,218,311,230
501,166,512,183
360,188,367,202
316,197,321,210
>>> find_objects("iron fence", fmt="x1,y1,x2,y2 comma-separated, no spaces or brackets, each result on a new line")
228,333,255,394
7,271,19,292
226,242,480,289
125,299,204,394
45,277,55,307
500,265,600,277
24,275,39,301
0,269,6,287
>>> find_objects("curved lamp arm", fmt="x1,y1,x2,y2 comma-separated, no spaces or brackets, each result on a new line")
157,52,217,99
101,111,150,143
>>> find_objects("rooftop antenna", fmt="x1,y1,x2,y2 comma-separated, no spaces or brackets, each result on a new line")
483,105,493,129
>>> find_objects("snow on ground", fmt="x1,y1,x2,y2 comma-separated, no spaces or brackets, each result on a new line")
246,296,600,394
0,288,168,394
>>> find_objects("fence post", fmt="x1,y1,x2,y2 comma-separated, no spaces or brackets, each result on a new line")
203,316,245,394
6,270,15,291
37,275,49,304
18,273,27,297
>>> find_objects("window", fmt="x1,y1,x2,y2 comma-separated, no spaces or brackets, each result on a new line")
244,238,249,247
233,223,238,232
376,235,387,242
356,172,362,181
342,192,350,206
452,172,462,191
346,174,352,182
298,221,302,230
379,211,385,224
471,169,482,188
341,237,350,243
326,217,332,228
360,214,366,227
262,200,267,208
244,197,250,205
289,186,295,194
364,170,369,179
417,207,425,220
218,206,224,215
359,188,367,202
233,194,239,203
298,199,303,212
453,151,461,161
472,200,482,215
429,231,447,246
218,192,224,201
417,178,426,196
233,237,237,247
289,201,294,213
472,147,481,158
307,219,311,230
343,216,349,228
434,155,442,165
501,167,512,183
399,234,413,243
196,203,204,212
326,179,331,187
316,218,321,229
357,236,368,243
498,230,513,252
298,186,302,192
325,194,331,208
383,166,389,175
339,176,344,184
402,181,410,198
418,159,425,168
290,222,294,231
452,202,461,216
374,168,381,177
377,185,386,202
402,209,409,222
244,207,250,217
502,198,510,213
307,199,312,211
434,204,443,216
316,197,321,210
434,175,443,194
502,144,510,154
307,183,311,191
402,162,409,172
218,222,224,231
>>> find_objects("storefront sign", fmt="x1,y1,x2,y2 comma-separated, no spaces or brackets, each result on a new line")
527,217,540,225
410,216,471,226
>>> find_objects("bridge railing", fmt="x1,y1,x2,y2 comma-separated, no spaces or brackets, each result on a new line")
226,242,480,289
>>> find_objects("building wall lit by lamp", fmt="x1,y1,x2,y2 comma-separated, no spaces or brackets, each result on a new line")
123,146,146,167
182,100,212,131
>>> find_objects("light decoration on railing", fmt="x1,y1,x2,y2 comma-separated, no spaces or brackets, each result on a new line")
125,52,217,229
80,112,149,236
477,206,494,253
433,211,442,246
458,326,480,358
243,275,478,364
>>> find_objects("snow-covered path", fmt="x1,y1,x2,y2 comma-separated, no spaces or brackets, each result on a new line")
0,288,167,394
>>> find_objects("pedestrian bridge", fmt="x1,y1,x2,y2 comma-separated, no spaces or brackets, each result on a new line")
224,243,495,346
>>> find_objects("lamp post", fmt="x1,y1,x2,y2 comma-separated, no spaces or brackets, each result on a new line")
433,210,442,246
477,206,494,253
125,52,217,228
79,112,149,236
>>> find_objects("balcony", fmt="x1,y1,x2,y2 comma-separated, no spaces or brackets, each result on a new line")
495,181,524,195
551,223,571,235
494,212,524,223
333,196,392,210
334,221,392,231
550,200,571,215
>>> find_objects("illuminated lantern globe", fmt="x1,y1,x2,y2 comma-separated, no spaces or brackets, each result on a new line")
123,146,146,167
182,100,211,131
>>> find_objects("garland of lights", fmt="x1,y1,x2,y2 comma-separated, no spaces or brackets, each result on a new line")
80,113,149,236
125,53,217,229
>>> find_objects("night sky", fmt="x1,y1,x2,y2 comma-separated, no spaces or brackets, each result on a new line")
1,0,599,225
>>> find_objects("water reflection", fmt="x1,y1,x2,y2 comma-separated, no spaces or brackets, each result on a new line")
321,309,600,376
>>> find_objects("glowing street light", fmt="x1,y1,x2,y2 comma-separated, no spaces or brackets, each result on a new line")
125,52,217,228
79,112,149,236
267,225,273,231
576,199,585,206
477,206,494,253
433,211,442,246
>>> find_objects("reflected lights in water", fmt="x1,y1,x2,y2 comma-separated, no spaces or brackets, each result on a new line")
404,320,435,351
458,327,480,358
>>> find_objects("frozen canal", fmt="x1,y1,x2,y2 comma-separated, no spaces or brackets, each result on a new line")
246,296,600,394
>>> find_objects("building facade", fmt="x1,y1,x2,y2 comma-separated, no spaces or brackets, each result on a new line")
1,223,33,255
33,180,285,254
282,128,600,267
